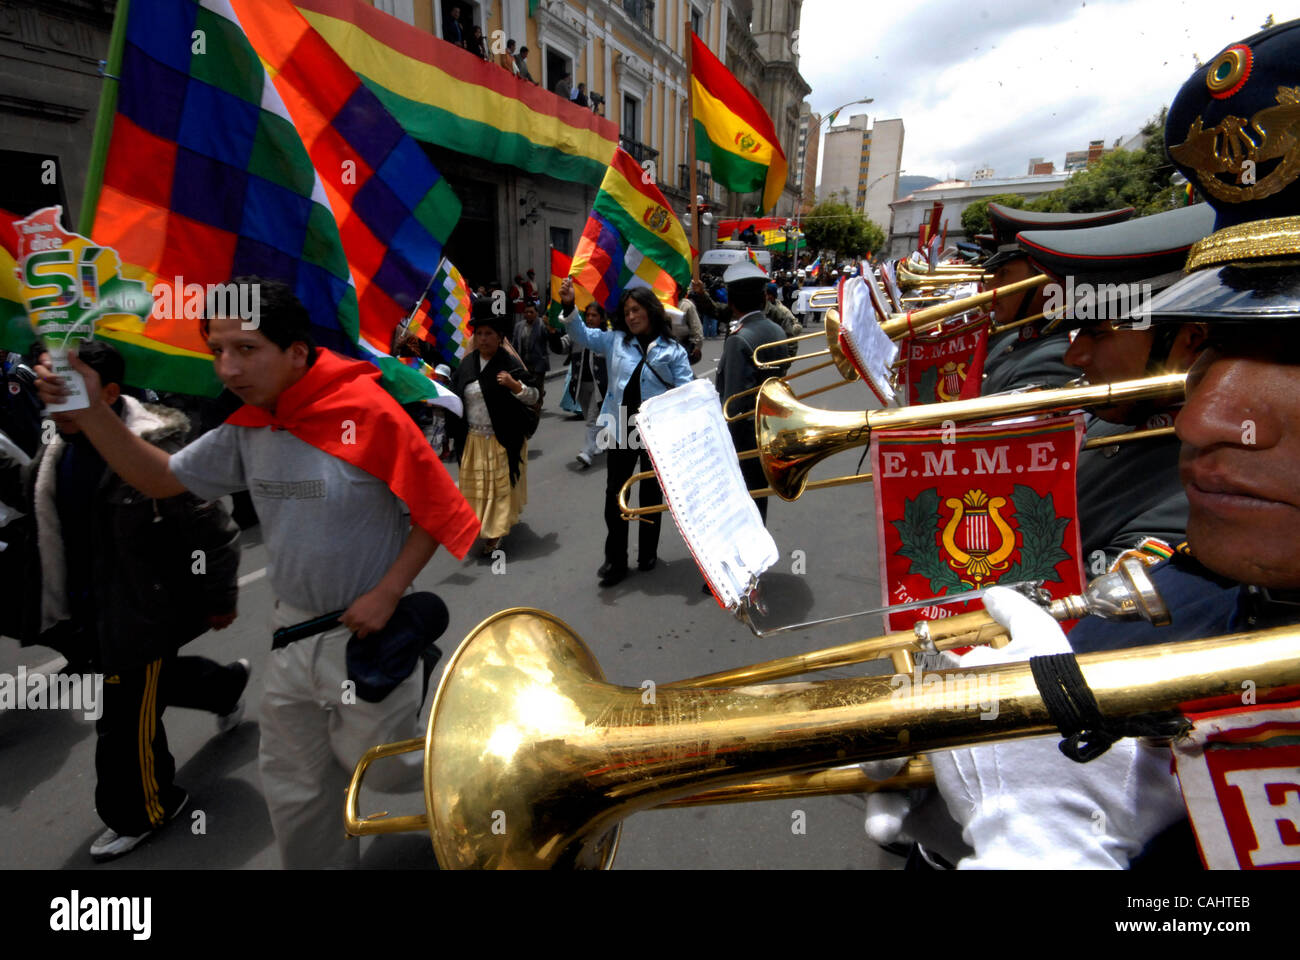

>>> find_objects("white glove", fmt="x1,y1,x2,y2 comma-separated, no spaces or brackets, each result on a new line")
930,736,1186,869
927,584,1185,868
955,585,1071,667
861,758,913,846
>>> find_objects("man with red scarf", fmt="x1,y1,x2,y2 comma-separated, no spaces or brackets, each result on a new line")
37,278,480,868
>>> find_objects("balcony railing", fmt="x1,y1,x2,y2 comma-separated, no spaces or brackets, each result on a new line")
678,164,712,196
620,137,659,168
621,0,655,32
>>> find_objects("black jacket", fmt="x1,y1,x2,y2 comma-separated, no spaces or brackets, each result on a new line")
0,397,240,673
448,350,532,485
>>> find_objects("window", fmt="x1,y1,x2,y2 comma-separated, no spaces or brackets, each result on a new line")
690,7,702,38
622,93,641,143
550,226,573,254
545,48,573,96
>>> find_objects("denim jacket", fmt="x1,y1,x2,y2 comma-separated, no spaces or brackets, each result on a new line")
564,307,693,445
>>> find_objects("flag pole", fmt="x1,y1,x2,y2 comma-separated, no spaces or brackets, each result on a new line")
396,270,439,351
686,30,700,283
79,0,131,235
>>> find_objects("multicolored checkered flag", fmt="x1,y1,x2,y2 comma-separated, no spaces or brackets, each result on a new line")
418,257,472,369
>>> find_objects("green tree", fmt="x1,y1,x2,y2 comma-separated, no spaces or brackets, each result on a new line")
1032,109,1182,216
960,194,1027,237
803,200,886,258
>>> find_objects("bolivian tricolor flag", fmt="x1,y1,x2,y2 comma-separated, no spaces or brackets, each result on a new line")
569,149,693,312
690,32,788,214
547,248,592,329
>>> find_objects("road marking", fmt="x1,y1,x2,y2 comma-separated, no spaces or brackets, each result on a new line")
238,567,267,587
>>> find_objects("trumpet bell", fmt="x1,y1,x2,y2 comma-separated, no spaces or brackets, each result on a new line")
824,309,859,381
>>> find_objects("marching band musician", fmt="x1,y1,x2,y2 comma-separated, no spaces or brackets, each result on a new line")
1015,203,1216,569
715,260,793,524
979,203,1134,396
919,18,1300,869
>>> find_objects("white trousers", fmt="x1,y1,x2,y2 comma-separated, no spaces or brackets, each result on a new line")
260,599,423,869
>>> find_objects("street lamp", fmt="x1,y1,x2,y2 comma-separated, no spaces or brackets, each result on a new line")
820,96,874,130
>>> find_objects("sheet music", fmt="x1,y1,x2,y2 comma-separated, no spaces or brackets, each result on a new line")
837,276,899,406
636,379,779,610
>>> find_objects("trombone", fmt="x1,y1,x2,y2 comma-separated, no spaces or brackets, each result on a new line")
757,372,1187,501
719,274,1052,425
617,392,1177,520
721,310,859,422
343,605,1300,868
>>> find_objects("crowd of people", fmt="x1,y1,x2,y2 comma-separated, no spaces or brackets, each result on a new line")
4,16,1296,876
0,259,785,868
440,5,602,113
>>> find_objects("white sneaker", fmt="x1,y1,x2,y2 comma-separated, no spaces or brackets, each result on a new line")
215,659,251,734
576,451,592,468
90,792,189,862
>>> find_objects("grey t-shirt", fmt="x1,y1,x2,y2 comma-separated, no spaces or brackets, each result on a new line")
170,424,407,614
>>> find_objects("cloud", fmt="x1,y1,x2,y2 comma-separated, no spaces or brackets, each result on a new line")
799,0,1283,188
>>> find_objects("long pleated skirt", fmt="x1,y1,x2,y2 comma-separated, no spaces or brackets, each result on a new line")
459,431,527,539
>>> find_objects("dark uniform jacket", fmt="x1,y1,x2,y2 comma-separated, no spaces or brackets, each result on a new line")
716,311,790,451
980,328,1076,395
1068,547,1300,869
0,397,240,674
1075,413,1188,569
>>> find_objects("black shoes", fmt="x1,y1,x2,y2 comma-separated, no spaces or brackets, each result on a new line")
597,562,628,587
637,557,657,572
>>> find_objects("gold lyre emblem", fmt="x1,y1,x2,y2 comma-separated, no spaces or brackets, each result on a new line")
940,489,1016,587
936,360,968,402
1169,85,1300,204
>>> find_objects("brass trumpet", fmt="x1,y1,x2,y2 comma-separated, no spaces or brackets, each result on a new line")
801,274,1048,343
616,412,1174,520
344,606,1300,868
897,262,990,289
757,372,1187,501
718,275,1052,428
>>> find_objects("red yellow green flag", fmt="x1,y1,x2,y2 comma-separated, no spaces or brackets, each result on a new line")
547,247,592,329
689,31,788,214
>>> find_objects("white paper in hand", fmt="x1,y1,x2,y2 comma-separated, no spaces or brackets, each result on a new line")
636,379,779,609
837,276,898,406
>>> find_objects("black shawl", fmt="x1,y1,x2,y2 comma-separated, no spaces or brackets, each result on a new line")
449,350,531,485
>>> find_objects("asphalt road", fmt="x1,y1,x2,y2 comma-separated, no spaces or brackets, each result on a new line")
0,328,905,870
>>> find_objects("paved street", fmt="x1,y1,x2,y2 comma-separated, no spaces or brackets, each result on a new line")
0,329,904,870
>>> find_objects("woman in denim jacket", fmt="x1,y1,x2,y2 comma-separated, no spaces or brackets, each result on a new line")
560,278,693,587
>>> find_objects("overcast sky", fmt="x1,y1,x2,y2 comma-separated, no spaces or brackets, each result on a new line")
800,0,1284,189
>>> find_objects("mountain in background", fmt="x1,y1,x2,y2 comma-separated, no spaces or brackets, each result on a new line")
895,175,941,198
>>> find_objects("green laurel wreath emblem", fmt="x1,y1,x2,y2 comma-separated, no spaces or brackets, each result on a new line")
916,365,939,405
1001,484,1071,584
893,483,1070,593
